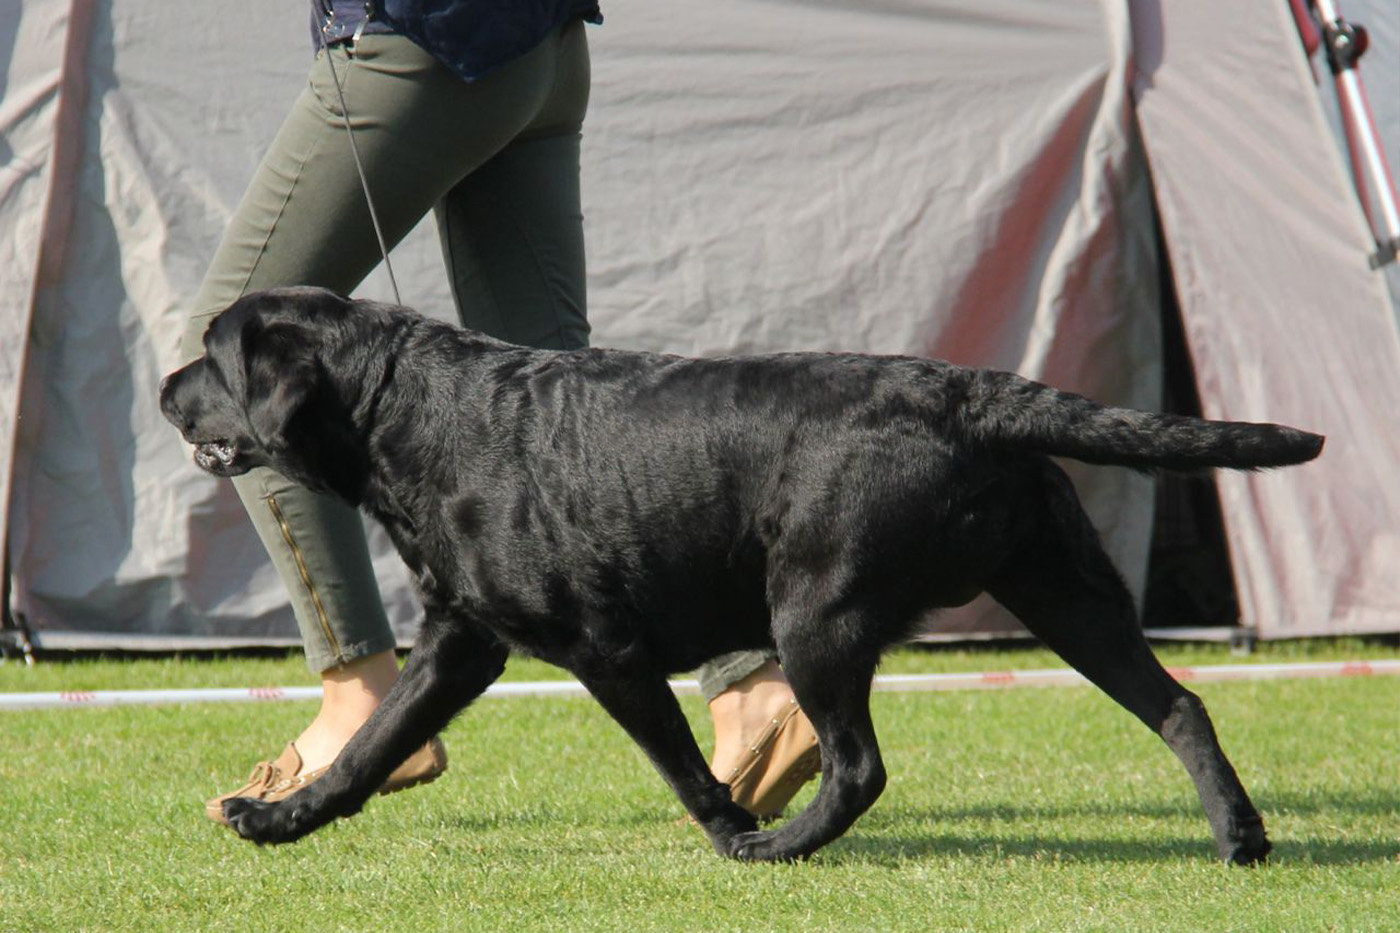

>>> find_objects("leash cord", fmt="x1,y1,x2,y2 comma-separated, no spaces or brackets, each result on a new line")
317,2,402,305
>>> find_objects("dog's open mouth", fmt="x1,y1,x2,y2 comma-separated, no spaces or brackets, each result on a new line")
193,439,238,472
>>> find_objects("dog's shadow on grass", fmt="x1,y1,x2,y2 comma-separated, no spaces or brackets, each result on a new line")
825,829,1397,868
872,789,1398,823
817,790,1399,867
825,831,1211,866
438,791,1396,867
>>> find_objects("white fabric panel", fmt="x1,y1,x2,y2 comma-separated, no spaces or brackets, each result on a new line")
1131,0,1400,636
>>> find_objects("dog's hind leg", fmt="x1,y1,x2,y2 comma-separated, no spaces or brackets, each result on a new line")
985,466,1270,865
223,616,508,845
722,630,886,863
578,672,759,854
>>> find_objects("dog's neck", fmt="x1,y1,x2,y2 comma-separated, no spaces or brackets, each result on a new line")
351,325,410,438
344,320,479,528
319,316,528,541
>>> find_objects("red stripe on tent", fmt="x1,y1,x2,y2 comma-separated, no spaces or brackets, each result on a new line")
36,0,99,287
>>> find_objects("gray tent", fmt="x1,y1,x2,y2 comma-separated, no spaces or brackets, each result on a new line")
3,0,1398,652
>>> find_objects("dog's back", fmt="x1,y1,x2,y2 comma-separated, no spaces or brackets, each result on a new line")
524,346,1324,476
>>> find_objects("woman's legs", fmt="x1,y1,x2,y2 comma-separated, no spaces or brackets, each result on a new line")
435,135,591,351
186,25,593,784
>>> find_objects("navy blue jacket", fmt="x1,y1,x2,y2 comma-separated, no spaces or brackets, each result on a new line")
318,1,602,81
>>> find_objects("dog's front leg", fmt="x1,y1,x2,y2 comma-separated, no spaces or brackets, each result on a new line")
579,672,758,854
224,618,507,845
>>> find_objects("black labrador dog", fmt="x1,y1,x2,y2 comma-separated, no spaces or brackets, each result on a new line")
161,286,1322,864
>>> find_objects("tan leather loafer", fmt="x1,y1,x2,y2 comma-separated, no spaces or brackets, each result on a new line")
720,699,822,818
205,736,448,824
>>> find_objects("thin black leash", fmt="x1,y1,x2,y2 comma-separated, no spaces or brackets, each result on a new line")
316,1,402,305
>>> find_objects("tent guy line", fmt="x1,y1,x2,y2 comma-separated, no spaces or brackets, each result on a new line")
1,659,1395,711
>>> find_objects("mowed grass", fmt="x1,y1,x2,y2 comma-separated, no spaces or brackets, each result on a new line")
0,645,1397,932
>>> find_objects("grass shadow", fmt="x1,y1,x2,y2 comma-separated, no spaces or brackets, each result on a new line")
823,831,1209,866
1254,789,1400,820
391,767,1398,868
822,827,1398,867
871,785,1400,824
819,787,1399,867
846,829,1398,867
429,788,1398,867
429,809,1399,867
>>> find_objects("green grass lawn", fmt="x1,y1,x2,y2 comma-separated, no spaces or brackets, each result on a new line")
1,645,1397,931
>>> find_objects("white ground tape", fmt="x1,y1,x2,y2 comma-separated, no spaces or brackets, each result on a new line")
1,659,1396,711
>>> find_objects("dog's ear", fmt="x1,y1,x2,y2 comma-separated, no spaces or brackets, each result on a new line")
243,321,319,453
239,316,371,501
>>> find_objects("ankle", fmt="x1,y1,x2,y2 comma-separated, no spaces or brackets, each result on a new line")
294,651,401,772
292,719,356,773
708,661,798,773
708,662,793,727
321,650,399,699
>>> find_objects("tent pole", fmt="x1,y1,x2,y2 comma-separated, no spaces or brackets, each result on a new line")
1297,0,1400,267
0,539,36,665
0,0,98,667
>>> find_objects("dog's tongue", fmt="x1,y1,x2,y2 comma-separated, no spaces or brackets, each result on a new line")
193,440,236,471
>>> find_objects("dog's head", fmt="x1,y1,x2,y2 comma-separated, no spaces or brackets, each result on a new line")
161,287,392,502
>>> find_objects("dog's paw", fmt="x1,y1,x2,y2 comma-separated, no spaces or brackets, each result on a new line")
725,829,802,863
715,802,759,837
222,797,317,846
1225,834,1272,867
1222,815,1272,866
700,801,760,856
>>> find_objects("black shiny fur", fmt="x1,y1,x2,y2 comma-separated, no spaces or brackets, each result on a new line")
161,287,1321,863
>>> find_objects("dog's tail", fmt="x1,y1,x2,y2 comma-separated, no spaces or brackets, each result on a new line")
953,369,1324,472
